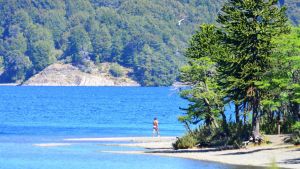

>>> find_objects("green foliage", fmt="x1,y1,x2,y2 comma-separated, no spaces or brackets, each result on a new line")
179,0,299,147
179,24,226,129
0,30,32,82
41,10,67,48
109,63,124,77
0,0,226,85
2,51,32,82
29,40,56,72
217,0,290,134
68,26,92,65
273,27,300,106
4,32,27,53
0,0,299,85
172,133,197,150
259,26,300,134
26,25,56,72
291,122,300,145
292,122,300,131
192,127,228,147
87,21,112,62
190,124,251,148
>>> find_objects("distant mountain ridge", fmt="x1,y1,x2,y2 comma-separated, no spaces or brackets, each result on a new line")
0,0,299,86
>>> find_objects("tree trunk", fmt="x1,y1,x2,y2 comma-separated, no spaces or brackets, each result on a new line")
243,112,247,125
243,101,248,125
235,102,240,123
277,112,281,135
220,111,229,135
252,92,260,137
212,117,219,128
184,121,193,134
293,103,300,120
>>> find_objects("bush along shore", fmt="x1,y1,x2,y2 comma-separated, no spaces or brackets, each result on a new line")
174,0,300,149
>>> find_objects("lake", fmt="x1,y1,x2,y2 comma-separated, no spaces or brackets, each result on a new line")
0,87,254,169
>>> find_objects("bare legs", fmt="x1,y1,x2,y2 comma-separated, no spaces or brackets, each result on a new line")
152,128,160,137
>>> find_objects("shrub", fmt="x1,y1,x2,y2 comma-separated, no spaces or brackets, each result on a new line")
172,133,197,150
174,122,256,149
179,124,252,148
291,122,300,145
194,127,231,147
109,63,124,77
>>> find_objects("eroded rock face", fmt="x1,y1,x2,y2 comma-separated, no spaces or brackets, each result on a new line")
23,63,140,86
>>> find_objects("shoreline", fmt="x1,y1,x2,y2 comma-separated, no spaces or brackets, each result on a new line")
0,85,170,87
32,136,300,168
84,136,298,169
0,83,19,86
133,145,298,169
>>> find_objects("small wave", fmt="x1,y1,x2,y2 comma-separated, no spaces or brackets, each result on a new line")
33,143,72,147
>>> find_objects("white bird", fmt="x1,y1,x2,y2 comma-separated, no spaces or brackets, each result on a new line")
178,19,185,26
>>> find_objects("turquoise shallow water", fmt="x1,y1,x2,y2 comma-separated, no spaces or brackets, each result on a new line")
0,87,186,137
0,141,238,169
0,87,255,169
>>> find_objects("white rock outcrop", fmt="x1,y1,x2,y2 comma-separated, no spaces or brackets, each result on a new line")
23,63,140,86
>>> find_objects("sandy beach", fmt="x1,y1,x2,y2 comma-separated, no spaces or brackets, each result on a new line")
87,136,299,169
33,136,300,168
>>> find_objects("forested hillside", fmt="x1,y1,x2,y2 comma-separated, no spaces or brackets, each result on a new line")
0,0,299,86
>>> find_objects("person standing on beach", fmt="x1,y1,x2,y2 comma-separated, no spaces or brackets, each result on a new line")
152,117,159,137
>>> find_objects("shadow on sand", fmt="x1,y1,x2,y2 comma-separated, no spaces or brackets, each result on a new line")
146,148,222,154
282,158,300,164
220,147,276,155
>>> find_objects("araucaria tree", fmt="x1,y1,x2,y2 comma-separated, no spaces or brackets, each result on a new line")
217,0,289,136
179,0,297,147
180,24,227,130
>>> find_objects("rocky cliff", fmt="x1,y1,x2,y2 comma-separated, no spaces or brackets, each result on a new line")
23,63,140,86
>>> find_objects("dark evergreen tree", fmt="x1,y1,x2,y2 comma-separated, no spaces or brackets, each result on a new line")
217,0,289,135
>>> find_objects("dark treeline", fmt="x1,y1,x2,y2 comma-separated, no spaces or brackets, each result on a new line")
175,0,300,149
0,0,299,86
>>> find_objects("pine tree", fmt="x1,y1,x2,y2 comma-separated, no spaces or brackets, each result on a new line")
180,24,227,130
217,0,289,136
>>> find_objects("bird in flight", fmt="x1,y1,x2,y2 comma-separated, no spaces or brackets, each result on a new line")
178,19,185,26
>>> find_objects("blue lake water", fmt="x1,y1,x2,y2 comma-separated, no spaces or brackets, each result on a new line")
0,87,255,169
